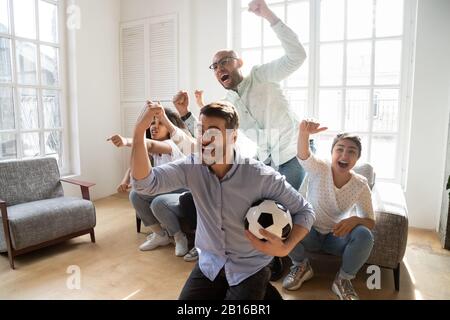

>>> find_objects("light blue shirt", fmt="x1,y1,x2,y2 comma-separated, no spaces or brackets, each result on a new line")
132,151,315,286
225,20,307,166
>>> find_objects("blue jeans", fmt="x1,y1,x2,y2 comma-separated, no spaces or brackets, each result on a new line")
129,190,185,234
289,225,374,280
266,140,316,191
151,193,186,236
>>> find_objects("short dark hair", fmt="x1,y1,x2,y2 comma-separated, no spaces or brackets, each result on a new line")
331,133,362,158
200,101,240,130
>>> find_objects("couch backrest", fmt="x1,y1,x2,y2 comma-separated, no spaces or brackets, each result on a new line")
353,163,376,190
0,158,64,206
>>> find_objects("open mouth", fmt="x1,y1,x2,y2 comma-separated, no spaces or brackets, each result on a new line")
338,160,349,169
220,74,231,85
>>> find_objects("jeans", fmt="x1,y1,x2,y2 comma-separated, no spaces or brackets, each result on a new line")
151,193,185,236
129,190,160,227
289,225,374,280
129,189,185,233
179,263,272,300
265,139,316,191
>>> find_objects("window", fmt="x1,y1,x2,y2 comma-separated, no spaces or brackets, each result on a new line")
234,0,415,182
0,0,67,170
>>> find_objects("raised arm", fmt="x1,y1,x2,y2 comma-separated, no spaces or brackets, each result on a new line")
297,120,327,160
248,0,307,83
194,90,205,108
150,99,197,155
248,0,280,25
173,91,199,137
131,103,157,180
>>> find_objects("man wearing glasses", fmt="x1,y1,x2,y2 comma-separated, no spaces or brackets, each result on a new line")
209,0,307,191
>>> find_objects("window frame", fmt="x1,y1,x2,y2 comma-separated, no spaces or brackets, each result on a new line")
232,0,417,184
0,0,70,174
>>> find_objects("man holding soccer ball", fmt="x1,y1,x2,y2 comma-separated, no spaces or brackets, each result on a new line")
130,101,315,300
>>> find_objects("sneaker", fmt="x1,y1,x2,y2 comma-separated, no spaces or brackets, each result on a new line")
175,234,189,257
139,231,171,251
183,247,199,262
282,260,314,291
331,273,359,300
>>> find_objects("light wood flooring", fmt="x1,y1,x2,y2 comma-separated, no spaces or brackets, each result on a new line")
1,193,449,300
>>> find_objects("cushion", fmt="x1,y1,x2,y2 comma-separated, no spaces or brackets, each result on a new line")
353,163,375,189
0,197,96,251
0,158,64,206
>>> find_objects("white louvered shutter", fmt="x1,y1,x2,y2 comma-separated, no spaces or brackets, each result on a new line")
119,15,178,170
120,23,146,102
148,17,178,101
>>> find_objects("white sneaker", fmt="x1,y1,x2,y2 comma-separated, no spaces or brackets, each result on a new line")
175,234,189,257
183,247,199,262
139,231,171,251
331,273,359,300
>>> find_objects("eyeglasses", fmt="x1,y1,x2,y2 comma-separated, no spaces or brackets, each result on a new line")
209,57,238,70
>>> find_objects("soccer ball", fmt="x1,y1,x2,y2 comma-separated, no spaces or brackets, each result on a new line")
244,199,293,240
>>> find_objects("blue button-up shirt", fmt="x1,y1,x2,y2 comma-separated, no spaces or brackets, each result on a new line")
132,151,315,286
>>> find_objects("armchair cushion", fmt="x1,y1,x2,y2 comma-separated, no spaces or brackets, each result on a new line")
0,197,96,252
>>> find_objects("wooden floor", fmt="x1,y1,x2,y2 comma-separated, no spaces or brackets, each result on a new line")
1,193,450,300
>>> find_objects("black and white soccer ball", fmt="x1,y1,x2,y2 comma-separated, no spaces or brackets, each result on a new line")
244,199,293,240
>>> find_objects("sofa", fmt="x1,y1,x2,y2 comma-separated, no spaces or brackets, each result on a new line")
0,157,97,269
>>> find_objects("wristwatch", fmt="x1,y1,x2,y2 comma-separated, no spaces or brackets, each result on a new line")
181,112,192,122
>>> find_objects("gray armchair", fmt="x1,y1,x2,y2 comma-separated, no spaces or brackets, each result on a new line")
0,157,97,269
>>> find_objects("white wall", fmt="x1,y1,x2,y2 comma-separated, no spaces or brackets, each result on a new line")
405,0,450,229
64,0,123,200
189,0,229,111
120,0,228,115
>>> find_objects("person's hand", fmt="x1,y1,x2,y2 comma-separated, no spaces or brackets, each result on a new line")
135,101,163,134
117,182,131,193
107,134,128,148
172,91,189,117
194,90,205,108
248,0,274,20
333,217,359,237
299,120,328,136
245,229,290,257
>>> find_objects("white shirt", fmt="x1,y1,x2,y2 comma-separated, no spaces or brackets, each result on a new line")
152,139,185,167
225,20,307,166
298,154,375,234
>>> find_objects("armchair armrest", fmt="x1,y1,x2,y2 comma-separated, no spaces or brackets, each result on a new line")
367,182,409,269
0,198,7,220
61,178,96,200
0,198,14,267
